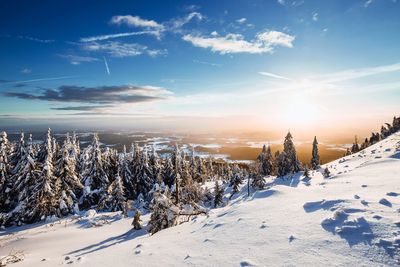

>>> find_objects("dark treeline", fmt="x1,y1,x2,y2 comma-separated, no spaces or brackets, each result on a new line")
0,115,398,232
345,116,400,155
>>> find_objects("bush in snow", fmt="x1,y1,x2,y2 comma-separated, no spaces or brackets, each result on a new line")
323,167,331,178
132,210,142,230
148,190,180,235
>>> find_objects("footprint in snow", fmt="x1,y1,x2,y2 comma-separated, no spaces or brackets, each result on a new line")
386,192,399,197
213,223,224,229
361,184,368,188
373,215,383,220
289,235,296,242
260,224,267,229
379,198,392,207
240,260,256,267
354,195,360,199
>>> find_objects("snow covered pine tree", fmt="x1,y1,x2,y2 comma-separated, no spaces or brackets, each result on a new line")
310,136,320,170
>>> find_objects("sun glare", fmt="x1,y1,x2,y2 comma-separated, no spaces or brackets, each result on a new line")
280,93,319,127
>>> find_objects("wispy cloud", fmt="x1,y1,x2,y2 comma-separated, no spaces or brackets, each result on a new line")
80,31,160,42
236,18,247,24
364,0,375,7
21,68,32,74
58,54,99,65
51,105,113,111
183,30,294,54
103,56,110,75
17,35,55,43
4,85,172,105
277,0,285,5
183,4,201,12
258,71,291,80
315,62,400,83
193,59,222,67
312,12,319,21
0,76,77,85
83,12,205,43
168,12,204,32
110,15,164,30
82,41,166,58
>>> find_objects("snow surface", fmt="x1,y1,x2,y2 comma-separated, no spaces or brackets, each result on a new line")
1,133,400,266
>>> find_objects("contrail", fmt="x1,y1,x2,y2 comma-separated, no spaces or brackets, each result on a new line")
0,76,77,85
103,56,110,75
258,71,291,81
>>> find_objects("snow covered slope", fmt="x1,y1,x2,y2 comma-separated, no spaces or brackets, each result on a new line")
1,132,399,266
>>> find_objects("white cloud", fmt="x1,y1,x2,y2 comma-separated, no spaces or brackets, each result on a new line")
312,12,319,21
256,30,295,48
80,31,160,42
364,0,375,7
82,41,166,58
258,71,291,80
236,18,247,24
21,68,32,74
182,30,295,54
170,12,203,30
110,15,164,30
277,0,285,5
193,59,222,67
58,54,99,65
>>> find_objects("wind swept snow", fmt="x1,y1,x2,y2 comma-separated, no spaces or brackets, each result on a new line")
1,133,400,266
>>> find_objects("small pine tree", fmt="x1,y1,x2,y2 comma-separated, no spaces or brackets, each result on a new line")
351,136,360,153
251,171,265,190
213,181,224,208
283,132,301,175
229,165,243,198
132,210,142,230
275,150,287,177
303,165,310,178
310,136,320,170
257,145,273,176
162,158,175,188
323,167,331,178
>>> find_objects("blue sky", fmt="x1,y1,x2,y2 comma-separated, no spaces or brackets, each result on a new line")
0,0,399,135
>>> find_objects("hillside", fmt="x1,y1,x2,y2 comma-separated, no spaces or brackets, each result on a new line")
1,132,399,267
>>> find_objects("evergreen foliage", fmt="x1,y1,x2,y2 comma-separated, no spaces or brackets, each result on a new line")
310,136,320,170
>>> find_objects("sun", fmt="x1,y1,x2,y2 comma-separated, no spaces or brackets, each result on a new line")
280,92,320,127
